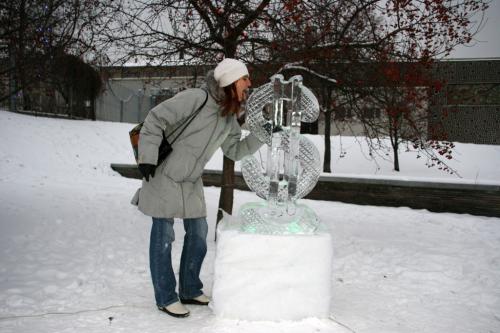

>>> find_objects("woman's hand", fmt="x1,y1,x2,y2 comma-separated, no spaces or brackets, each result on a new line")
138,164,156,181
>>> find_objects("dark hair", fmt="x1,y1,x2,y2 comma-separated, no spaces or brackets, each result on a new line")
220,83,241,117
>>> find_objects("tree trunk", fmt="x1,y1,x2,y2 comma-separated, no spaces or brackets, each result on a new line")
323,87,332,173
23,92,32,111
216,157,235,225
324,110,332,173
215,47,237,235
69,88,73,118
392,126,400,172
393,143,400,171
90,98,96,120
18,0,29,111
8,44,17,112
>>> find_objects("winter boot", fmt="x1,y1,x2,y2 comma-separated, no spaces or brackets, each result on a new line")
158,302,190,318
180,294,210,306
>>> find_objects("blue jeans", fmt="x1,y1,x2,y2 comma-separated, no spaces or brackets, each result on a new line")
149,217,208,307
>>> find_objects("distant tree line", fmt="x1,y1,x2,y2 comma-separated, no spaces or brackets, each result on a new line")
0,0,108,118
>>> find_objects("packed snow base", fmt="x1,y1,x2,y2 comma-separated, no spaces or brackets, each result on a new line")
212,216,332,321
0,111,499,333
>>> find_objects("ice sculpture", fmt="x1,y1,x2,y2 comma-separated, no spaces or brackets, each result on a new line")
239,74,322,234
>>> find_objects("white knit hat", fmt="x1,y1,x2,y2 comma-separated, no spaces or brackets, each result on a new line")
214,58,249,87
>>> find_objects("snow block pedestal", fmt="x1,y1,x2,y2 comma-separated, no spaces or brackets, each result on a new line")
211,215,333,321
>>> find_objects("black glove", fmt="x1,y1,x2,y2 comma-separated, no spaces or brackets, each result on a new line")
272,125,283,133
138,164,156,181
263,123,283,134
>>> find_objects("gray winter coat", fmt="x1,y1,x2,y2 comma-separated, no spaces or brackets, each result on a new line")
131,71,263,218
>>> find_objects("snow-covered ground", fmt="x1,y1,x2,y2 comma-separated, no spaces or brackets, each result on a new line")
0,110,499,333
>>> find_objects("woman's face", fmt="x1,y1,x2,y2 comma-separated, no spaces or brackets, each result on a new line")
234,75,252,102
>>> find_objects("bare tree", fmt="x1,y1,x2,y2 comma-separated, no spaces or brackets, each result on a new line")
0,0,110,112
270,0,489,174
96,0,280,65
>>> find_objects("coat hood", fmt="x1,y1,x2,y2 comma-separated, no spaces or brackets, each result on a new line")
203,70,225,103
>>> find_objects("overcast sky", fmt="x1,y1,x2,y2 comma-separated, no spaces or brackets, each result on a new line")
448,0,500,59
